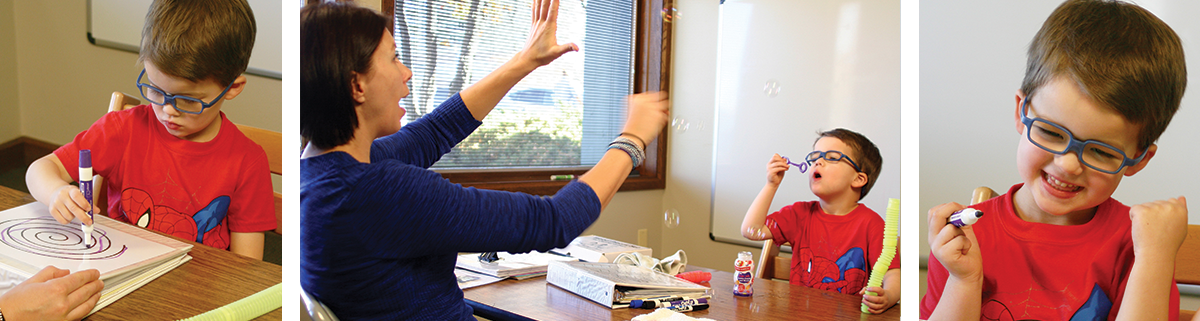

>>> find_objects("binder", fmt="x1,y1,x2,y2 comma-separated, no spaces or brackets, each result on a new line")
546,261,712,309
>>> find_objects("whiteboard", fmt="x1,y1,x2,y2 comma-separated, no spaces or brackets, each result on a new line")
709,0,901,246
86,0,282,79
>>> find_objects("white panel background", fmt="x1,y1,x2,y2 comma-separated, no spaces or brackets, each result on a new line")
710,0,901,246
919,0,1200,263
87,0,282,79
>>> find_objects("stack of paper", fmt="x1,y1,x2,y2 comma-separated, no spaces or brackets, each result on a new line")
454,252,578,280
0,202,192,316
552,235,653,263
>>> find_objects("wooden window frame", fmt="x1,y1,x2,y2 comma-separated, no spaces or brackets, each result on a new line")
371,0,672,196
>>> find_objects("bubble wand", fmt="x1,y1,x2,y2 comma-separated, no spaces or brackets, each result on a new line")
783,156,808,173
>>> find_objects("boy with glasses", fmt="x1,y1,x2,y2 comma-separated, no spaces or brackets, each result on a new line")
740,128,899,314
25,0,275,259
921,0,1188,319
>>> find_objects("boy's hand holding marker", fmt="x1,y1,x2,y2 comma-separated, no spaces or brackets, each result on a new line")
928,202,983,283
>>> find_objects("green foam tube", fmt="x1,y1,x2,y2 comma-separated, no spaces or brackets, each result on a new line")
862,198,900,313
178,283,282,321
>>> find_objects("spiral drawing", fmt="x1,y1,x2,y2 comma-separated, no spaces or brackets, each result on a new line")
0,217,127,260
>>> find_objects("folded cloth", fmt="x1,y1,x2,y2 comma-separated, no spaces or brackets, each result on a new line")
631,308,716,321
613,250,689,276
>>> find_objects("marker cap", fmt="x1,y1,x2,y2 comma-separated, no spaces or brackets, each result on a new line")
79,149,91,168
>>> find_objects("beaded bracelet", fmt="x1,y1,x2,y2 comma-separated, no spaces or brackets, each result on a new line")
618,132,647,149
608,136,646,168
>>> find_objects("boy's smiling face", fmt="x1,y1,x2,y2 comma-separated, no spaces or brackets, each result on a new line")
1013,76,1155,224
808,137,868,200
142,62,245,142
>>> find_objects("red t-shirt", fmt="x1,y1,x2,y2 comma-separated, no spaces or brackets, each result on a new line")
54,105,276,250
920,183,1180,321
764,201,901,294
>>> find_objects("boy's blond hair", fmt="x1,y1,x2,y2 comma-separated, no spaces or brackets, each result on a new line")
1020,0,1185,151
139,0,256,85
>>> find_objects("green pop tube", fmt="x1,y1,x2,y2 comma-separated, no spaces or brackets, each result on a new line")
178,283,282,321
862,198,899,313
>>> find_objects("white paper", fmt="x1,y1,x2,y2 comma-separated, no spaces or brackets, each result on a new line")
0,203,180,277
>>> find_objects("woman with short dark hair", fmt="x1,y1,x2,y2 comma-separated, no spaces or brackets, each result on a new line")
299,1,669,320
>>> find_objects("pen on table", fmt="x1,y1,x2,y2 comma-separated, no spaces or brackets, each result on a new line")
79,149,94,248
670,303,709,312
549,174,575,181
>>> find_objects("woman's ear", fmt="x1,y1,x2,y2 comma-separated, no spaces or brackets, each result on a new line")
351,72,368,104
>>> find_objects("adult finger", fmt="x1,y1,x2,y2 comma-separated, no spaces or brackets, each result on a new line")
53,269,101,294
548,0,559,22
66,290,102,321
538,0,552,21
26,265,64,283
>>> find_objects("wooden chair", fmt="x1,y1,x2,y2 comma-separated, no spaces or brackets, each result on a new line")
757,239,791,281
971,186,998,205
1176,225,1200,321
104,92,283,262
971,186,1199,319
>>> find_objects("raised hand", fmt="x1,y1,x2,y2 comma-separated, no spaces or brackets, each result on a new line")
518,0,579,68
1129,196,1188,257
928,202,982,282
766,154,789,186
620,92,670,149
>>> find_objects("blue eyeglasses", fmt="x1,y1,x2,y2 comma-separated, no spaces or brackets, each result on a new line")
1019,97,1147,174
136,69,235,115
804,150,862,172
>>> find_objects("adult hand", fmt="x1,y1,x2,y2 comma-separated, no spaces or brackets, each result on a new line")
766,154,789,186
1129,196,1187,257
0,266,103,321
620,92,670,149
49,185,92,225
518,0,579,68
928,202,982,283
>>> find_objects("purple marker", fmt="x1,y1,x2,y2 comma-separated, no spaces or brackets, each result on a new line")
79,150,94,248
949,208,983,227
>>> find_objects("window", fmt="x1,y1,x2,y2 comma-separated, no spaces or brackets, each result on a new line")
384,0,672,195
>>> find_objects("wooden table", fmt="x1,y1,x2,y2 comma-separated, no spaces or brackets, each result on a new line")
0,185,282,320
463,265,901,320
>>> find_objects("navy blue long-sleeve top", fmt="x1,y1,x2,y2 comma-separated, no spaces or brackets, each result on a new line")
300,94,602,321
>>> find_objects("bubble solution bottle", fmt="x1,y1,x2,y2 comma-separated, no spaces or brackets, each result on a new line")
733,251,754,297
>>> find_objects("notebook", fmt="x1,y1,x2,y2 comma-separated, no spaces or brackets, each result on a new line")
0,202,192,316
455,251,578,280
546,261,712,308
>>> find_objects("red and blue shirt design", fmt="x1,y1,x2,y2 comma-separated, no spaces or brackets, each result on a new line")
920,183,1181,321
765,201,900,294
54,105,277,250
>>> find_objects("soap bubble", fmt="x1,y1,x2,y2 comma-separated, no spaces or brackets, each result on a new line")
663,209,681,228
661,8,679,23
763,80,781,97
671,118,690,132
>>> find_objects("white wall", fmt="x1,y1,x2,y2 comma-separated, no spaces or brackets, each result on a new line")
0,0,18,142
11,0,281,147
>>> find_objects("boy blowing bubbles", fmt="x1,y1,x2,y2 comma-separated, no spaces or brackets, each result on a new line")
741,129,900,314
922,0,1188,320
